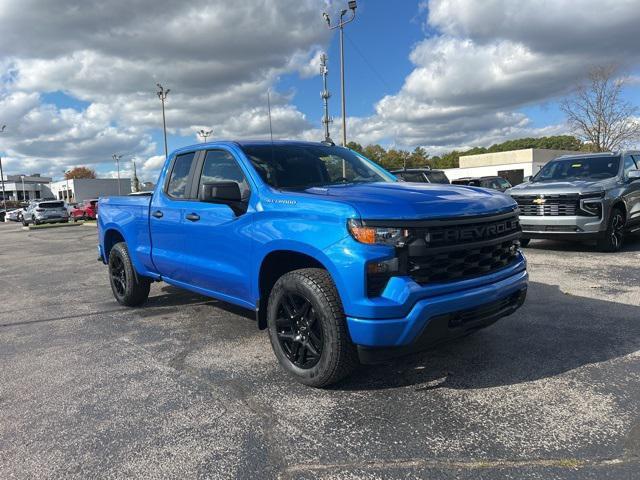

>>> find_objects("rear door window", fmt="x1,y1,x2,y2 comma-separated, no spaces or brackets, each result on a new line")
166,152,196,198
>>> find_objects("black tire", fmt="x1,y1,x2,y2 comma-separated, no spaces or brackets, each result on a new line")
597,207,625,252
519,238,531,248
267,268,358,388
32,216,40,226
108,242,151,306
21,217,28,226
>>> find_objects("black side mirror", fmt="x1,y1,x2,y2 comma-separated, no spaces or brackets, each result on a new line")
200,181,242,202
199,181,246,215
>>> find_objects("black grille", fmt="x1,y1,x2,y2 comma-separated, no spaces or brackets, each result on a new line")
521,224,579,232
408,240,519,284
513,194,580,216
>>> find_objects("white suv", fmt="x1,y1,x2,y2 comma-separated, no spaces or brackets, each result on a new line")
22,200,69,226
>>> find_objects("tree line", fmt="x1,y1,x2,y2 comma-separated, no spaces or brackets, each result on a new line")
346,135,586,171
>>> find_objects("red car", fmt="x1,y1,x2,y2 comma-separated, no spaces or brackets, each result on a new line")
71,199,99,221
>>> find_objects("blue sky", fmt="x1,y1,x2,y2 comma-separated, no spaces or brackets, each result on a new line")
1,0,639,181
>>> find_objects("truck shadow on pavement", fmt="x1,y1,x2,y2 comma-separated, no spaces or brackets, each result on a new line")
336,280,640,391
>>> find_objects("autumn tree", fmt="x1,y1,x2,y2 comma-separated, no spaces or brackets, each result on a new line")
561,65,640,152
65,166,97,179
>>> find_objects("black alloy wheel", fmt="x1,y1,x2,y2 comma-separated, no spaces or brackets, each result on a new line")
275,292,323,369
610,210,625,250
266,268,358,387
598,207,625,252
107,242,151,306
110,253,127,297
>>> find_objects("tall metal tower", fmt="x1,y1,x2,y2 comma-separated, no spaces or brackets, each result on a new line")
131,160,140,193
320,53,333,143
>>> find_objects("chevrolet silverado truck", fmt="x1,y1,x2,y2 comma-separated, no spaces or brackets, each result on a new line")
508,151,640,252
98,141,528,387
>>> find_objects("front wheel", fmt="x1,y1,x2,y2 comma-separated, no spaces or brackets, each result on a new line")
267,268,358,388
108,242,151,306
597,207,625,252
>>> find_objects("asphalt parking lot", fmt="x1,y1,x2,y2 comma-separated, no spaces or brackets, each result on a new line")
1,222,639,479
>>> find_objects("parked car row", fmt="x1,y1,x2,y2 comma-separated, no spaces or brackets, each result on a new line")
2,198,100,225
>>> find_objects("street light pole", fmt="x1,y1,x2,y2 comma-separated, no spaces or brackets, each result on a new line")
323,1,357,147
21,175,26,201
113,154,123,195
157,84,170,160
0,125,6,212
197,129,213,143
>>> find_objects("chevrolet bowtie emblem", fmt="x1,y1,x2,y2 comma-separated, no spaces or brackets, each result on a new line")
533,197,546,205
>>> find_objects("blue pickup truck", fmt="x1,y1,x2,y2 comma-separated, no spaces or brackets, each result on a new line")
98,141,528,387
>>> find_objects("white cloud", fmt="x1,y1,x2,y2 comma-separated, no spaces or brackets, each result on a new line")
0,0,330,177
347,0,640,152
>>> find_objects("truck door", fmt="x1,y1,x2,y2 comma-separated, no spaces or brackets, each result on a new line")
177,148,255,306
149,150,199,283
624,155,640,226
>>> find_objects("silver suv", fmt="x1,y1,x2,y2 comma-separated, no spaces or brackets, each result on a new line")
507,151,640,252
22,200,69,226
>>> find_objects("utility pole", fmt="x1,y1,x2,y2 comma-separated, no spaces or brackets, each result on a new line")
323,1,357,147
320,53,333,144
21,175,26,201
63,171,69,202
156,84,170,160
0,125,6,212
197,129,213,143
113,154,123,195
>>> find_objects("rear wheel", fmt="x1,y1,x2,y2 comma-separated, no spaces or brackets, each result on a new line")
267,268,358,388
108,242,151,306
597,207,625,252
32,216,40,226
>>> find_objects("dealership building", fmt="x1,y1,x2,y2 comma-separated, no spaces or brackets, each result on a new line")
0,174,53,201
443,148,583,186
50,178,131,202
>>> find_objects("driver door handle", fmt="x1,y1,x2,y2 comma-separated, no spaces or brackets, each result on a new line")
152,210,163,218
185,213,200,222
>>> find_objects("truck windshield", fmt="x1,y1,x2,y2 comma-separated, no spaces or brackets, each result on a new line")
241,144,395,190
425,171,450,184
533,156,620,182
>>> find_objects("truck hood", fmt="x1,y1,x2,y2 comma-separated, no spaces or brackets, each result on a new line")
299,182,516,220
507,178,618,196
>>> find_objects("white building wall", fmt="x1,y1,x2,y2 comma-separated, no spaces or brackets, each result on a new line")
50,178,131,202
443,162,535,182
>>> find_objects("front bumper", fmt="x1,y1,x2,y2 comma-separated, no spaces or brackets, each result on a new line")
346,266,528,350
519,214,605,238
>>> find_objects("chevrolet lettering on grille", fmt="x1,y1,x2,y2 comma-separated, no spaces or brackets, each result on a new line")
427,218,519,243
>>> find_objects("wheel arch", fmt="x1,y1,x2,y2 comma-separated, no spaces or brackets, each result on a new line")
257,248,339,330
103,227,126,261
610,199,627,222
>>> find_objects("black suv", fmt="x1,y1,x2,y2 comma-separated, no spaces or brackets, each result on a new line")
391,168,450,184
452,176,512,192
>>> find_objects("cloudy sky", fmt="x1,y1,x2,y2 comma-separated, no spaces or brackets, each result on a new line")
1,0,639,182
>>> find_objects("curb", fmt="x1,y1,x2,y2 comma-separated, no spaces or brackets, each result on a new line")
23,222,84,231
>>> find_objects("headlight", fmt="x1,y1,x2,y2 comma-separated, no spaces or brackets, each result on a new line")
580,192,604,217
347,219,410,246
